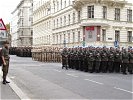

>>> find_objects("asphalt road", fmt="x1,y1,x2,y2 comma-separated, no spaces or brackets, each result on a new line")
8,55,133,100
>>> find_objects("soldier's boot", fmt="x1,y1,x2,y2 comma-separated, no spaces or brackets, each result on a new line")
65,65,68,70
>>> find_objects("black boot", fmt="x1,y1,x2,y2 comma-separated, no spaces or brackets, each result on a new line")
6,80,10,83
3,79,6,85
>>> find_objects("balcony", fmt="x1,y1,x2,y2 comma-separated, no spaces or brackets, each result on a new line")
18,35,32,39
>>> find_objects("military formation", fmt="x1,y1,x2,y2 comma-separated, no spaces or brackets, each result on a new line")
61,46,133,75
32,47,62,63
9,47,32,57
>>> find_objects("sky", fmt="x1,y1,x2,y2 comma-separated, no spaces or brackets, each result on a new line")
0,0,133,24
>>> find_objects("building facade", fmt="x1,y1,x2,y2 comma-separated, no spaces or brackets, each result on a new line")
33,0,133,48
10,0,33,47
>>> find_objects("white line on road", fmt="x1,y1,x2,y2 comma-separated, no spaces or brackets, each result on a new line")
114,87,133,94
66,74,79,78
53,69,62,72
84,79,104,85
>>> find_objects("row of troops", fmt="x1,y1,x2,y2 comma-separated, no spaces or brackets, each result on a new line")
9,47,32,57
32,47,62,63
61,46,133,75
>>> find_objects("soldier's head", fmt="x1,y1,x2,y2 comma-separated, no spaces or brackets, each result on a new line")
3,40,9,49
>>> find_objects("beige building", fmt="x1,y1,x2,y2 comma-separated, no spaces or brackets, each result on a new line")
11,0,33,47
33,0,133,48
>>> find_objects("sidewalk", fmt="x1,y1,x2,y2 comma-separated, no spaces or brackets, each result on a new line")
0,82,20,100
0,67,20,100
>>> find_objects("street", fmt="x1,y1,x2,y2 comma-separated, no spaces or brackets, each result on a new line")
6,55,133,100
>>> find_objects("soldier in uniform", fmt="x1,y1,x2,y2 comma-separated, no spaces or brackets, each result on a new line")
87,46,95,73
121,48,129,75
114,48,122,73
108,47,115,73
100,46,108,73
61,48,68,70
128,48,133,74
1,41,10,84
94,47,101,73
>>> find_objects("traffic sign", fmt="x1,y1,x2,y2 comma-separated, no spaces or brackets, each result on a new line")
0,18,6,30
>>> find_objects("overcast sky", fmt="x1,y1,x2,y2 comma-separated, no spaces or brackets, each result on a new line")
0,0,132,24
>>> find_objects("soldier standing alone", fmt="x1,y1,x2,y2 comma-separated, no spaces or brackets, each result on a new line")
1,41,10,85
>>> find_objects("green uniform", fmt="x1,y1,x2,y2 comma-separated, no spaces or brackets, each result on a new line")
1,47,10,81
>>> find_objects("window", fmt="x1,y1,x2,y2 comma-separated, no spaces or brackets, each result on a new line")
56,34,58,44
68,14,70,25
54,20,55,29
78,11,81,22
88,6,94,18
103,6,107,19
57,19,58,28
60,34,62,44
61,0,62,9
88,31,92,38
73,32,75,43
64,16,66,26
73,12,75,23
64,0,66,7
78,31,80,42
115,30,120,42
60,17,62,27
127,9,132,22
115,8,120,21
127,31,132,42
102,29,106,41
68,33,70,43
57,1,59,11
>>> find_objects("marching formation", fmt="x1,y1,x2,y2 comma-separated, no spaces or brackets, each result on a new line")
61,46,133,75
32,47,62,63
9,47,32,57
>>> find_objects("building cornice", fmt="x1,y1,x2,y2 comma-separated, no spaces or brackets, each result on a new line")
72,0,131,10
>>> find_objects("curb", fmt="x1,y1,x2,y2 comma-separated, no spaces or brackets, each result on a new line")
0,68,31,100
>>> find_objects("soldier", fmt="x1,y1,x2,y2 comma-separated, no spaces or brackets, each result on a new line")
1,41,10,84
114,48,122,73
128,48,133,74
61,48,68,70
86,46,95,73
121,48,129,75
79,47,84,71
94,47,101,73
108,47,115,73
100,46,108,73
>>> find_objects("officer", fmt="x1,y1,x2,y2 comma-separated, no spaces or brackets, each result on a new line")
61,48,68,70
114,48,122,73
128,48,133,74
121,48,129,75
94,47,101,73
1,41,10,84
108,47,115,73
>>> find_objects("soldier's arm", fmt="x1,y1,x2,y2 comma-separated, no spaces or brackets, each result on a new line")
1,49,6,65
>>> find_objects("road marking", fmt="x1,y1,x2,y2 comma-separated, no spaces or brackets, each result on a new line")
53,69,62,72
66,74,79,78
84,79,104,85
114,87,133,94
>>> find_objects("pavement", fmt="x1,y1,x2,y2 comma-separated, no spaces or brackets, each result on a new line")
0,55,133,100
0,67,20,100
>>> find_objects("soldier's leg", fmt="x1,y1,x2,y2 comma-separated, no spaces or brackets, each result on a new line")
2,61,9,84
95,61,100,73
128,63,133,74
